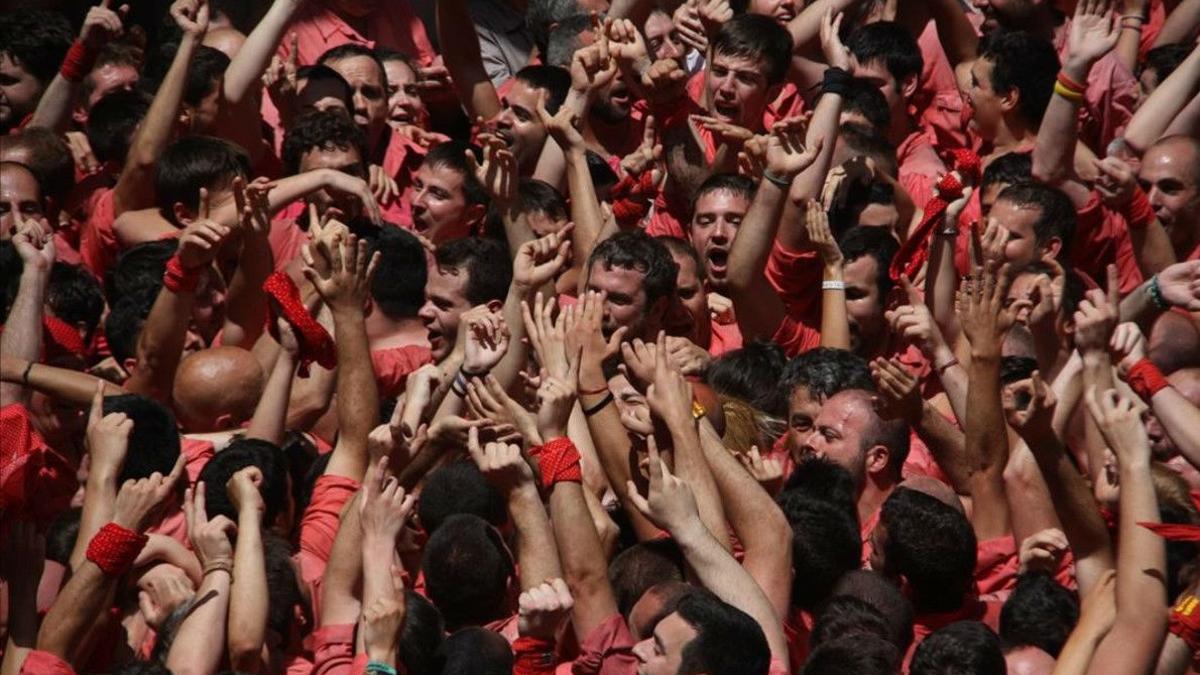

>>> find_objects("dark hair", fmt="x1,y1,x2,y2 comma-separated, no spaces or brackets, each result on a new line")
154,136,250,215
852,389,911,479
978,29,1060,127
317,43,388,86
879,488,977,613
0,10,72,85
437,627,513,675
1144,43,1192,86
81,42,143,106
588,230,679,306
776,495,861,609
45,507,82,566
780,456,858,511
779,347,874,403
707,340,789,418
526,0,583,53
47,263,104,341
417,460,506,534
847,22,924,90
5,128,74,205
608,539,686,617
185,46,230,107
298,63,354,106
545,14,595,68
999,572,1079,657
102,394,182,484
801,634,901,675
400,590,445,675
198,438,289,524
421,515,513,630
843,78,892,131
995,181,1076,257
367,227,428,319
514,65,571,115
375,47,416,71
104,290,154,364
657,236,703,276
281,109,368,176
810,596,893,650
831,570,916,653
87,89,153,164
263,533,301,645
711,14,793,85
106,239,176,303
839,225,900,305
512,178,568,222
981,151,1032,193
434,237,513,306
110,663,173,675
424,141,489,208
911,621,1006,675
691,173,757,213
999,355,1039,386
674,589,772,675
839,122,898,179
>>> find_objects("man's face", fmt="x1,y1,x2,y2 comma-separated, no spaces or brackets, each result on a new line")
785,386,824,461
586,262,653,340
689,189,748,291
1138,143,1200,252
0,165,44,240
383,59,427,128
410,162,475,243
493,80,549,173
705,52,774,131
644,12,684,62
989,197,1047,266
671,250,709,347
966,58,1006,141
1004,271,1043,326
418,264,472,360
980,181,1007,217
186,78,223,134
748,0,799,23
852,58,905,121
843,255,887,354
327,55,389,149
86,63,139,110
632,612,698,674
0,53,44,131
298,145,367,218
298,78,352,117
802,393,869,486
593,70,633,125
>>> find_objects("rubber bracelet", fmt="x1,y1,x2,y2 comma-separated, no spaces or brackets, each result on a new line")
762,170,792,189
21,360,35,386
366,662,399,675
1148,275,1170,311
935,357,960,375
513,635,556,673
203,561,233,577
579,383,610,396
1053,81,1085,104
1056,70,1086,93
821,66,852,96
822,280,846,290
461,367,489,378
582,391,614,417
451,372,469,397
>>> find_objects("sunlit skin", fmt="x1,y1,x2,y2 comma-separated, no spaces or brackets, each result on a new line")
842,255,888,355
1138,140,1200,255
689,189,748,292
965,58,1007,141
85,63,139,109
801,393,872,487
493,80,550,174
0,163,44,240
631,612,698,674
0,53,44,132
203,27,247,59
988,197,1061,266
410,162,483,243
418,264,473,361
382,58,427,128
585,262,664,341
784,385,825,462
704,52,778,132
748,0,799,23
325,55,389,154
972,0,1038,34
644,11,684,62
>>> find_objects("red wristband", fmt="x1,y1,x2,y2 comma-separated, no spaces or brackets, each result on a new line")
163,254,202,294
536,437,582,490
1124,186,1155,229
86,522,149,576
60,40,98,82
1171,595,1200,654
1125,358,1169,402
512,636,557,675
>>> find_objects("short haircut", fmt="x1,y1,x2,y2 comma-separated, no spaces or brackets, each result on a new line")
847,389,911,479
706,340,789,418
104,290,155,364
399,590,445,675
995,181,1076,257
423,140,489,208
711,14,794,85
438,627,512,675
512,178,568,222
526,0,583,53
911,621,1006,675
608,539,686,617
802,634,900,675
81,42,143,105
514,65,572,114
674,589,772,675
86,88,152,164
691,172,757,213
5,128,73,205
154,136,250,214
434,237,513,306
776,495,861,609
588,230,679,307
843,78,892,130
1143,43,1192,84
999,355,1039,385
879,488,977,613
263,533,301,644
999,572,1079,657
317,43,388,85
847,22,924,88
0,10,73,85
368,227,428,319
779,347,874,403
831,570,915,653
421,515,513,629
839,225,900,305
106,239,176,303
981,151,1032,192
198,438,289,524
185,46,230,107
102,394,181,484
47,263,105,340
375,47,416,71
810,596,893,651
298,63,353,105
281,108,368,176
545,14,594,68
657,236,703,277
839,122,899,178
978,29,1060,127
781,456,859,511
417,460,506,534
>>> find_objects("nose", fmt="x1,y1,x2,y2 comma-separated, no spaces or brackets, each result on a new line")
494,109,514,129
711,220,733,243
412,187,429,210
802,430,822,456
632,638,653,662
418,301,435,323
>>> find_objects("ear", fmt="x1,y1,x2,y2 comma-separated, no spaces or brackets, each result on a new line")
999,85,1020,115
864,444,891,478
172,202,194,227
900,73,919,100
485,299,504,314
214,413,235,430
72,106,89,126
1040,237,1062,262
122,357,138,376
465,203,487,228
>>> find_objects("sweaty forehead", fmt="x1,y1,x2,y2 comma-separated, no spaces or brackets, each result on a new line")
328,55,384,86
507,80,546,109
711,51,766,74
0,166,41,200
694,189,750,214
1140,142,1200,184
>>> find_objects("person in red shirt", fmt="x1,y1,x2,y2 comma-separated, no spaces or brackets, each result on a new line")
418,236,510,363
1138,135,1200,261
0,11,72,135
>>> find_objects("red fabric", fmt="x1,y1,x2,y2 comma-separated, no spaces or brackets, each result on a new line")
268,214,311,273
1139,521,1200,542
85,522,149,576
514,636,558,675
42,315,86,360
1070,192,1145,296
295,474,360,624
907,597,1003,668
1124,187,1155,230
370,343,434,398
0,404,76,528
610,171,657,228
536,437,582,490
1170,594,1200,653
974,535,1018,601
163,254,201,294
890,149,981,283
571,612,638,674
79,187,118,280
311,622,355,675
263,271,336,377
1126,358,1170,403
707,314,743,357
18,650,76,675
59,40,96,82
897,125,948,210
784,607,815,674
145,437,214,545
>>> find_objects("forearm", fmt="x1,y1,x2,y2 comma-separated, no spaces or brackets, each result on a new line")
1053,619,1110,675
726,181,786,292
166,570,232,675
927,234,960,344
818,263,850,349
222,235,274,349
667,416,730,552
916,402,973,492
1164,93,1200,138
436,0,501,119
785,0,856,55
27,75,77,132
321,498,364,626
0,269,48,406
1123,46,1200,155
124,287,196,404
1129,220,1177,277
224,0,300,105
549,481,618,641
362,533,398,609
964,352,1011,539
1080,352,1117,482
325,307,377,480
1154,0,1200,46
566,145,606,267
1114,22,1142,75
69,469,119,571
5,361,126,406
777,93,841,250
1033,58,1090,185
245,350,296,445
228,512,268,671
928,0,980,65
284,363,336,431
510,486,563,591
36,562,114,661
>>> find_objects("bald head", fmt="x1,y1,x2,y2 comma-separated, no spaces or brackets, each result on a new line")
203,27,247,59
1140,135,1200,254
1169,368,1200,406
172,346,265,432
1005,645,1056,675
0,161,43,240
1149,311,1200,373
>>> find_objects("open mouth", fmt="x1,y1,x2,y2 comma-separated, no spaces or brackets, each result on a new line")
712,103,738,121
610,86,631,107
427,328,444,351
706,248,729,275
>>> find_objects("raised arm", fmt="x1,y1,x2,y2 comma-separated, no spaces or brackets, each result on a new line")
1073,269,1122,485
221,180,275,349
28,0,127,132
1153,0,1200,46
0,359,125,406
225,467,268,672
68,385,135,572
1111,322,1200,469
243,322,299,446
890,276,969,420
112,0,209,216
806,200,850,349
1123,43,1200,155
436,0,501,121
0,218,53,408
222,0,301,105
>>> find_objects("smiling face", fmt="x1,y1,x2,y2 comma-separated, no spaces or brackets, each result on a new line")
326,55,389,151
689,188,748,291
492,80,550,174
632,612,698,675
418,264,472,360
383,58,427,128
410,162,479,243
1138,140,1200,254
0,53,44,132
704,51,775,131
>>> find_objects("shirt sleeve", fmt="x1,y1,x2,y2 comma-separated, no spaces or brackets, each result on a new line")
571,613,639,675
18,650,77,675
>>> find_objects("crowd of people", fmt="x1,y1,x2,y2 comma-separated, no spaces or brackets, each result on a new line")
1,0,1199,671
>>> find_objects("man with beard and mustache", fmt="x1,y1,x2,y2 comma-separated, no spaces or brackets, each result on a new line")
582,230,680,345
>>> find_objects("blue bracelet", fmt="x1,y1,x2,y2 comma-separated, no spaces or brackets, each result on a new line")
1148,275,1169,311
365,661,397,675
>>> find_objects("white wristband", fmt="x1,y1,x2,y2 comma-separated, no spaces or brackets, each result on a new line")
822,280,846,290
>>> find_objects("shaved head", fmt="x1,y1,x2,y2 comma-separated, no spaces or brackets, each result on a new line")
172,346,265,432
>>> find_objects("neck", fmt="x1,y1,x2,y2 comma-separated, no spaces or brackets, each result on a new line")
858,479,895,526
365,314,429,346
886,110,915,147
990,117,1036,157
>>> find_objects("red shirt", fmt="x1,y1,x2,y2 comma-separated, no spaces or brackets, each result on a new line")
78,187,118,281
897,125,947,212
18,650,76,675
571,612,638,675
294,474,360,623
370,344,434,398
907,596,1003,666
708,314,743,357
1071,192,1144,295
0,404,76,528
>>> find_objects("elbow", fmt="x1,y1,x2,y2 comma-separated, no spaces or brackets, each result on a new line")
228,638,265,670
1030,157,1067,186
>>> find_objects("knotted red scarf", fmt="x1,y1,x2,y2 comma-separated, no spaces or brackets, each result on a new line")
262,271,336,377
610,170,658,228
534,437,583,490
890,148,982,283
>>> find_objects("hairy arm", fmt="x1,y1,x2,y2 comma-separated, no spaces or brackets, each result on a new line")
436,0,501,120
1123,44,1200,155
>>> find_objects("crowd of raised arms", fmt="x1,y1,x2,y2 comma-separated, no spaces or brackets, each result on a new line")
2,0,1200,672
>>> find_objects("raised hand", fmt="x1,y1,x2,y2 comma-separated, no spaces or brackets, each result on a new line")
536,93,585,151
467,426,535,494
1072,266,1120,354
264,33,299,120
80,0,128,50
619,336,660,390
360,457,417,543
522,292,572,379
565,290,628,368
177,188,232,270
804,199,842,268
137,565,196,629
466,137,518,206
463,309,510,375
820,11,852,70
184,481,235,570
672,0,709,54
1084,386,1151,466
1154,261,1200,311
626,435,701,534
1092,155,1138,208
570,21,618,96
513,224,574,293
536,372,577,441
819,154,876,212
1109,322,1147,375
368,164,400,205
646,333,695,429
697,0,733,37
1067,0,1121,67
870,357,922,423
886,278,947,357
466,374,541,444
620,116,663,181
959,260,1015,358
114,454,187,533
737,446,784,493
1018,527,1069,575
12,209,56,271
607,17,651,69
664,336,711,377
691,114,754,150
639,59,689,105
234,176,273,237
1003,370,1057,439
226,466,265,519
975,219,1011,268
518,578,574,640
301,234,380,313
324,170,383,224
764,118,822,181
170,0,210,38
